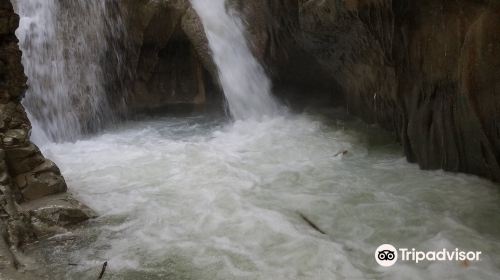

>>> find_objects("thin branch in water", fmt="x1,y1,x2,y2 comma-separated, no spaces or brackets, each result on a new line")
298,212,326,235
98,261,108,279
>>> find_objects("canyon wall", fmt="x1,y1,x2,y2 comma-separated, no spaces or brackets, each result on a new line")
299,0,500,182
220,0,500,181
299,0,500,181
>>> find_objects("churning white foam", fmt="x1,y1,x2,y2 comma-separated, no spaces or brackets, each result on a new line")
190,0,282,120
33,114,500,280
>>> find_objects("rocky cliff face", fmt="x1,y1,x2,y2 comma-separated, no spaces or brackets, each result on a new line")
301,0,500,181
0,1,93,274
214,0,500,182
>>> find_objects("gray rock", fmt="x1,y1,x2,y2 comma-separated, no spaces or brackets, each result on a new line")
16,171,66,202
21,193,96,229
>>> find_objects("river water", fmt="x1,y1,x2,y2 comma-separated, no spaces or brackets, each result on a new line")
26,111,500,280
11,0,500,278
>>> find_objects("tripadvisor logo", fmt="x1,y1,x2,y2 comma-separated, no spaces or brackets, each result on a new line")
375,244,482,267
375,244,398,267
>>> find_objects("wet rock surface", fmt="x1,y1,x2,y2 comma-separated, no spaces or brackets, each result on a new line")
15,160,67,202
0,1,67,204
122,0,222,114
21,193,96,235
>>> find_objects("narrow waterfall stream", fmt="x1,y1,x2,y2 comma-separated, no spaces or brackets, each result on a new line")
9,1,500,280
190,0,282,120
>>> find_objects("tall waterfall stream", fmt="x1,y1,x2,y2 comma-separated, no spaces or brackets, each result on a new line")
190,0,282,120
14,0,126,142
11,0,500,279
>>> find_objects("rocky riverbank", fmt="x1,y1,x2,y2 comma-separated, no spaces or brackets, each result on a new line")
0,1,94,277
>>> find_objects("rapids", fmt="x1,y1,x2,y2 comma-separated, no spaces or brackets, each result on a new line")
27,111,500,280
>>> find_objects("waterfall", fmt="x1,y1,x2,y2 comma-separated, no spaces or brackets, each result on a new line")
13,0,127,142
190,0,282,120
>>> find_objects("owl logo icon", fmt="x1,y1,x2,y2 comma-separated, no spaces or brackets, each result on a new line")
375,244,398,267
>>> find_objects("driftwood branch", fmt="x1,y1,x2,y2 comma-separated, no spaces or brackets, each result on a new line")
298,212,326,235
98,261,108,279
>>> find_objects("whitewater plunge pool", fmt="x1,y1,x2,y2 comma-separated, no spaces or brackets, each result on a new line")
26,111,500,280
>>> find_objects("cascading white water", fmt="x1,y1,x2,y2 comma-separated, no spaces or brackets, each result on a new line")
190,0,282,120
28,113,500,279
13,0,126,142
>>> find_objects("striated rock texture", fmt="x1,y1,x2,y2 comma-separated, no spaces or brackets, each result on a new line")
219,0,500,182
0,0,93,274
0,0,67,203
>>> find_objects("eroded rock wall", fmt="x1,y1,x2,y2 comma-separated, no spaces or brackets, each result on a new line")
122,0,221,113
298,0,500,181
226,0,500,181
